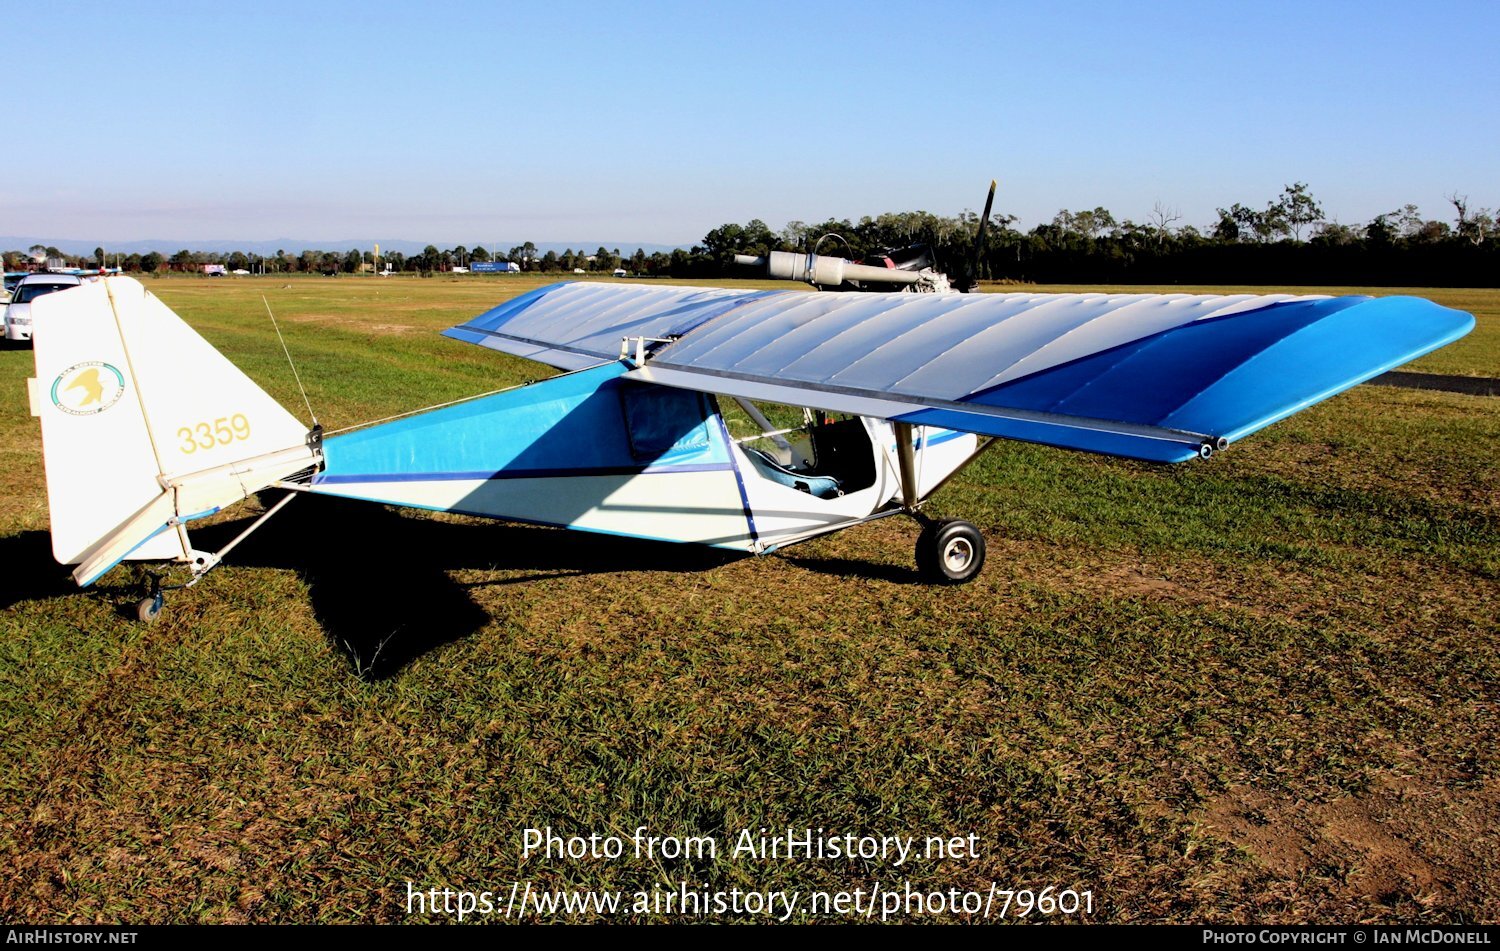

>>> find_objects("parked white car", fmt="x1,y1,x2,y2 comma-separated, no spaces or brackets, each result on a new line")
5,273,86,343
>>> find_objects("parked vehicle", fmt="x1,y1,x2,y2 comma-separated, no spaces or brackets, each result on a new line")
5,273,86,343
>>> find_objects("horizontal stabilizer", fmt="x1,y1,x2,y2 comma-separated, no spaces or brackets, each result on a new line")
68,491,182,587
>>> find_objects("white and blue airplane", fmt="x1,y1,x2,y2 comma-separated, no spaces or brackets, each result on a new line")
25,252,1474,621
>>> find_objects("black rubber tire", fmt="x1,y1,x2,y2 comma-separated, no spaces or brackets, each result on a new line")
135,595,164,624
915,519,986,584
914,519,942,578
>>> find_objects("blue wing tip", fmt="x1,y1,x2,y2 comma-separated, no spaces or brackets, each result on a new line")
442,326,485,343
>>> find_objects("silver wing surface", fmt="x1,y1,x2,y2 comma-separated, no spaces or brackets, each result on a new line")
446,282,1474,463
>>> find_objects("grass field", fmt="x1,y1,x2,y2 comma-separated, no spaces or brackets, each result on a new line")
0,274,1496,923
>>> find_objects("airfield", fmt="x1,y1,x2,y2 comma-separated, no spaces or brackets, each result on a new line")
0,275,1495,923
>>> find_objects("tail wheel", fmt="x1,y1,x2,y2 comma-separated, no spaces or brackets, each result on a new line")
135,592,164,624
916,519,987,584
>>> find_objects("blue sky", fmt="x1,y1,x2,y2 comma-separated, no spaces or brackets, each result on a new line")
8,0,1497,247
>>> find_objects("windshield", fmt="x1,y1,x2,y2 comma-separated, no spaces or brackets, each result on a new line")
13,283,74,304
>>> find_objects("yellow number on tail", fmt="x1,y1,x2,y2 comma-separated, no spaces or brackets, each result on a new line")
177,414,252,454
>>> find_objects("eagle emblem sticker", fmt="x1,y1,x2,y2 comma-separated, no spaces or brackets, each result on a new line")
51,362,126,416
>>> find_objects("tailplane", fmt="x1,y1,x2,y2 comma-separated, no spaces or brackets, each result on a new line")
27,277,321,586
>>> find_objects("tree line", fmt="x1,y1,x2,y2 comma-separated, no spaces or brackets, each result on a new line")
0,243,644,277
6,185,1496,285
686,185,1498,286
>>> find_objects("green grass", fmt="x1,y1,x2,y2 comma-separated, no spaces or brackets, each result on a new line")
0,275,1496,923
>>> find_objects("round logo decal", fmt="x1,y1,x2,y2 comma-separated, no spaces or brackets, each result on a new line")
51,362,126,416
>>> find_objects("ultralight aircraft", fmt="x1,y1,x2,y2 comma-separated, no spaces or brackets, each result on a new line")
26,204,1475,621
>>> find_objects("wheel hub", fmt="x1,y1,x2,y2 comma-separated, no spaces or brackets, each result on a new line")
943,537,974,571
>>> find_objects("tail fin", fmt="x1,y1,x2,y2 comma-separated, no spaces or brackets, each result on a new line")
27,277,321,585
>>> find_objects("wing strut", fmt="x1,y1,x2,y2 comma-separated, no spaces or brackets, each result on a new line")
893,422,920,511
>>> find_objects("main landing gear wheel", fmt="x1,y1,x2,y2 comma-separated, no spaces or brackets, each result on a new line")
915,519,987,584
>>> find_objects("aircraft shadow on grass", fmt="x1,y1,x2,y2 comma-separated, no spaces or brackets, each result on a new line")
222,495,759,678
0,532,80,610
0,496,920,680
0,496,748,679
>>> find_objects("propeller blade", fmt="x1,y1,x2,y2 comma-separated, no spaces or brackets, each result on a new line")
965,179,997,293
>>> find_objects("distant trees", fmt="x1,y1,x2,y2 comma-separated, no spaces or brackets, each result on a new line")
591,247,619,272
1214,184,1324,244
1051,207,1117,240
1216,202,1280,243
1391,204,1425,239
1450,194,1497,246
701,219,777,265
3,180,1491,286
504,242,538,270
1147,203,1182,248
1278,183,1323,242
673,182,1495,286
1311,220,1359,245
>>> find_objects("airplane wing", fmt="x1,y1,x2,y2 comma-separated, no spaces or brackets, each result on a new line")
445,282,1474,463
443,282,785,370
